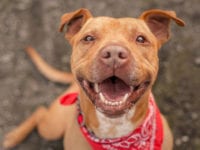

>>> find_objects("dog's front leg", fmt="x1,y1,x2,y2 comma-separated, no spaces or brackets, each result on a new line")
3,83,79,149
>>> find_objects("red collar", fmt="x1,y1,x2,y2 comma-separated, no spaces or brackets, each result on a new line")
60,93,163,150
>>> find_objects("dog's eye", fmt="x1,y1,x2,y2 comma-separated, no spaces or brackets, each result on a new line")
136,35,146,43
83,35,95,42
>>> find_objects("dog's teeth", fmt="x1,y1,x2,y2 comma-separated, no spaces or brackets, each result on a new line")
99,92,130,106
105,100,109,105
108,101,112,105
130,86,134,91
122,93,129,102
119,101,123,105
114,102,119,106
83,80,88,87
99,93,106,102
94,83,99,93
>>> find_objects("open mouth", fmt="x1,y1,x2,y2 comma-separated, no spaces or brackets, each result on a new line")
78,76,150,117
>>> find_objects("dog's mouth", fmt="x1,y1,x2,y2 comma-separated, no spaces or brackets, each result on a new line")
78,76,150,117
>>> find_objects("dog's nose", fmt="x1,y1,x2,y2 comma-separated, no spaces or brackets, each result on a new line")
100,45,129,68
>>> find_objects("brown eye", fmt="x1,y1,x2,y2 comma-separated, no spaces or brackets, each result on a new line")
136,35,146,43
83,35,95,42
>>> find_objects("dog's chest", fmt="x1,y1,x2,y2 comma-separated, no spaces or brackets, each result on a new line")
95,108,135,138
78,95,163,150
62,93,163,150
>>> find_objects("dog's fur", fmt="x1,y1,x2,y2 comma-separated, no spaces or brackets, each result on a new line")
3,9,185,150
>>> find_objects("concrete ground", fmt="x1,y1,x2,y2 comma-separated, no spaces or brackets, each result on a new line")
0,0,199,149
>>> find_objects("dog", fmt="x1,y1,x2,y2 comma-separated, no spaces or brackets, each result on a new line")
3,8,185,150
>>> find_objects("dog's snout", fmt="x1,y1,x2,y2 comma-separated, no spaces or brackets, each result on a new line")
100,45,129,68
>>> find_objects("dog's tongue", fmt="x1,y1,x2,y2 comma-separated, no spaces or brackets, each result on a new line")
99,77,130,101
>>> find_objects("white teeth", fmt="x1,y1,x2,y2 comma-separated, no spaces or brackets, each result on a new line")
94,83,99,93
130,86,134,91
99,92,106,102
83,80,88,87
122,93,129,102
99,92,129,106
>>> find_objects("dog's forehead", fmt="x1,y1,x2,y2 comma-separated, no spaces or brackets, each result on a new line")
82,16,150,33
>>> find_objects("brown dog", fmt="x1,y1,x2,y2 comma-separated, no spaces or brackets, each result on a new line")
3,9,185,150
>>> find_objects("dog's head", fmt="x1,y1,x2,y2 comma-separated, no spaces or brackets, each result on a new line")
59,9,184,117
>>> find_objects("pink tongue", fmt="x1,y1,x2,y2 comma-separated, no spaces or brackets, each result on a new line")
99,77,130,101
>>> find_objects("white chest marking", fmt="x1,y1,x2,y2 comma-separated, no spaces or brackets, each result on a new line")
95,107,135,138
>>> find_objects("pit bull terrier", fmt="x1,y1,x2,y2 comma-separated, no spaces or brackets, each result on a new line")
3,8,185,150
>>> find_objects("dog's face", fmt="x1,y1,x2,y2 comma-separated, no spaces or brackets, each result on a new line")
60,9,184,117
70,17,158,116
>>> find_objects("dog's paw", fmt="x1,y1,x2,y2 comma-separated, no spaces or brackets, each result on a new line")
3,129,22,149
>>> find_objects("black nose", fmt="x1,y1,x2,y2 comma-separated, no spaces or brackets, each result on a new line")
100,45,129,68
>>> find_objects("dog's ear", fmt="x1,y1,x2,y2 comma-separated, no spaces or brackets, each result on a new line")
59,8,92,40
140,9,185,45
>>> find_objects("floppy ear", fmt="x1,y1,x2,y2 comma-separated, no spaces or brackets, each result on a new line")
140,9,185,45
59,8,92,40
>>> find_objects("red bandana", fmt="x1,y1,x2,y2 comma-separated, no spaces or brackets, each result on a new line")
60,93,163,150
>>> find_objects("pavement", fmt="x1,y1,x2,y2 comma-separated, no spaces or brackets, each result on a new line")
0,0,199,149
